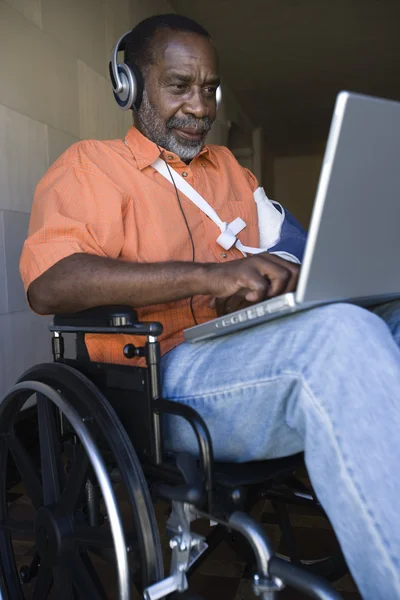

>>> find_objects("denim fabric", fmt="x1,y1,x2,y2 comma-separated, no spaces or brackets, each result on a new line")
161,300,400,599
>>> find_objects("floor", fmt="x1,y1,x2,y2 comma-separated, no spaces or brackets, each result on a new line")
8,475,362,600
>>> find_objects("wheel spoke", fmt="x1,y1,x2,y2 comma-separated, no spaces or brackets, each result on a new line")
272,501,301,564
61,446,90,512
73,552,109,600
32,565,53,600
37,394,65,505
7,436,43,508
53,563,75,600
0,517,34,539
74,525,113,549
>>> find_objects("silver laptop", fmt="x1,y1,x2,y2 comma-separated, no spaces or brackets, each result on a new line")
184,91,400,343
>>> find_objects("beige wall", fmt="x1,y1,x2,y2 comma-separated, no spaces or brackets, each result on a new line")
272,153,325,228
207,78,255,153
0,0,170,396
0,0,254,395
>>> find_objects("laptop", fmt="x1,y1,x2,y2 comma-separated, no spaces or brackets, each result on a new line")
184,91,400,343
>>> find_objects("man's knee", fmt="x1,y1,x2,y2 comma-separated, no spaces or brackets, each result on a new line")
290,302,394,372
307,302,389,337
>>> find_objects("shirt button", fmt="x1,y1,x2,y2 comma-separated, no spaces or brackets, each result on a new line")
221,253,227,258
182,171,188,177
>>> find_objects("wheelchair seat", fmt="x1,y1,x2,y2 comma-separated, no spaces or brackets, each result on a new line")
213,453,304,488
0,305,345,600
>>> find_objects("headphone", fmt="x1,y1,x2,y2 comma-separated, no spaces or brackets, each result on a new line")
109,30,222,112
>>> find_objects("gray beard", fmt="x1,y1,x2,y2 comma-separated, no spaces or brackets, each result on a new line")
137,91,212,161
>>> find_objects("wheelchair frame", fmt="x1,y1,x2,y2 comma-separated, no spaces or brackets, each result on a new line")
0,306,344,600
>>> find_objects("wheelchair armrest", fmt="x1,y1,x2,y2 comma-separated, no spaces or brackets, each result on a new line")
152,399,214,510
53,305,138,328
50,305,163,336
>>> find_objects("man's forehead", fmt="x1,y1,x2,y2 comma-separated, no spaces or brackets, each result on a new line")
151,30,218,73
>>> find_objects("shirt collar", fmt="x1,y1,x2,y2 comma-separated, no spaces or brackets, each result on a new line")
124,126,217,170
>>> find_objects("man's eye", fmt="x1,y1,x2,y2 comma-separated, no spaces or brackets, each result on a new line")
204,87,217,96
172,84,187,91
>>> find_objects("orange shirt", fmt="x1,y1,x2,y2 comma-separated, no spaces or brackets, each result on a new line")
20,126,260,364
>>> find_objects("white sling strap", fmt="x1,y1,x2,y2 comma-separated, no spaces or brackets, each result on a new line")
152,157,264,256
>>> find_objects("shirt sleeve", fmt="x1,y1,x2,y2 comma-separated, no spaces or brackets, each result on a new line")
241,166,259,192
20,163,126,293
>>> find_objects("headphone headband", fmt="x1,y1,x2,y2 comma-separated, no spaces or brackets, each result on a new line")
109,31,131,95
109,30,142,111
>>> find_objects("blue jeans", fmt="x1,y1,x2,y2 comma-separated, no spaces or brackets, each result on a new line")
161,301,400,600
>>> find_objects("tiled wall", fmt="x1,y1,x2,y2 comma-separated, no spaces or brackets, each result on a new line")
0,0,173,395
0,0,254,396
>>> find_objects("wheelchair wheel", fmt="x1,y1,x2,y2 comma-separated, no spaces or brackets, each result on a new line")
0,362,164,600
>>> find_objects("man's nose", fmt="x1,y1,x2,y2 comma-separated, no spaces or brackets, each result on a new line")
182,89,209,119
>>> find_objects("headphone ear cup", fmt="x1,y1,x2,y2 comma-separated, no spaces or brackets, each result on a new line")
127,62,144,111
216,85,222,110
112,63,136,111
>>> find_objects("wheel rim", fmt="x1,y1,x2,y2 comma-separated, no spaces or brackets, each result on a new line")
0,381,129,600
0,363,163,599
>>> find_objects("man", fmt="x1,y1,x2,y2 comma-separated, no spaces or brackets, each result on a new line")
20,14,400,600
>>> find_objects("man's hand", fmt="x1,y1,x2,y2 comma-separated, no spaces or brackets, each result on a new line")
207,253,300,316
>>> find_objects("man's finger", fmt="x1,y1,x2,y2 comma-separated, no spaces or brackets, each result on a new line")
250,258,291,298
256,253,299,295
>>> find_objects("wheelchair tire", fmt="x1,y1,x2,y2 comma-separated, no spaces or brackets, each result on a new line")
0,362,164,600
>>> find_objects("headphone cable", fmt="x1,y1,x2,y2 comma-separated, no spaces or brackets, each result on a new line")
133,109,198,325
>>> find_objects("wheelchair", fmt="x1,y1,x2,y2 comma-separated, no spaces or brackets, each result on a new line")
0,306,348,600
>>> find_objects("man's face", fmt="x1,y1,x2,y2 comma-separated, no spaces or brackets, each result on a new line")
137,31,220,161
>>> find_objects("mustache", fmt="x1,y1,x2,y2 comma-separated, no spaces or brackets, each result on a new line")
166,115,212,134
